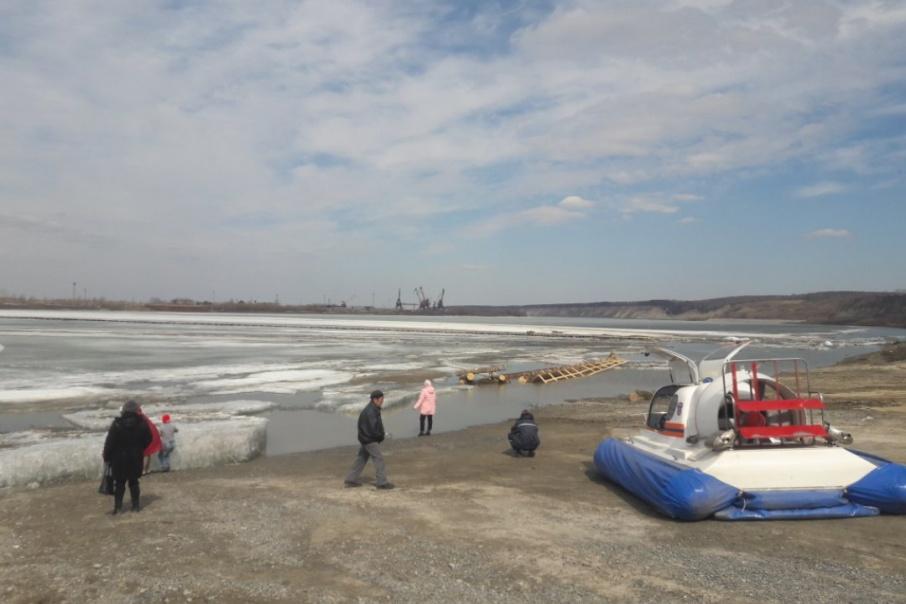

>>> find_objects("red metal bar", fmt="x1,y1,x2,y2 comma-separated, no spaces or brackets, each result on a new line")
738,425,828,440
731,362,739,402
773,361,780,400
736,399,825,412
794,359,801,398
731,362,740,426
751,361,760,401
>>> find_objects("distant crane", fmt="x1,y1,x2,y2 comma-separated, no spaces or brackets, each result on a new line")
395,289,417,312
397,286,445,312
414,286,431,310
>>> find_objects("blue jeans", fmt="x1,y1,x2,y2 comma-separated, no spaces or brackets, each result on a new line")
158,444,175,472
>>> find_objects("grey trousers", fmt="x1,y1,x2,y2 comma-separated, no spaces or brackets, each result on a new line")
345,442,388,486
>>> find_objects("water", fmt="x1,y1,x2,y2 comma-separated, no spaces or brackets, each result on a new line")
1,310,903,455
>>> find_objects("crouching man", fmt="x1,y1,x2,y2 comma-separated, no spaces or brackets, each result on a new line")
508,410,540,457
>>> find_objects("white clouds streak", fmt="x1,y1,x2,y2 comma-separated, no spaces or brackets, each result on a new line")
795,182,845,198
558,195,594,210
806,228,853,239
466,194,594,237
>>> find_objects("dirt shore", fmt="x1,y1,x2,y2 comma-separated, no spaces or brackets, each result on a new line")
2,355,906,603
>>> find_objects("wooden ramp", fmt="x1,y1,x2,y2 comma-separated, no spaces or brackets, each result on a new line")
511,354,626,384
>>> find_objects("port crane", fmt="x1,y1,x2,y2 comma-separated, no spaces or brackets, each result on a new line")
396,287,446,312
395,289,418,311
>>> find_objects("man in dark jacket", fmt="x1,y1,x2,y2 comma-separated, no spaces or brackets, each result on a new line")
344,390,394,490
508,410,540,457
103,400,153,514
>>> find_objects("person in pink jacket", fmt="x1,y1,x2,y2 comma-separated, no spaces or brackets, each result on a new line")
414,379,437,436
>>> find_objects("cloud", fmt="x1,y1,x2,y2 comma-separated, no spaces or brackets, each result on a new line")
466,193,595,237
795,182,845,198
678,217,699,224
806,228,852,239
622,197,680,215
0,1,904,300
466,202,587,237
558,195,594,209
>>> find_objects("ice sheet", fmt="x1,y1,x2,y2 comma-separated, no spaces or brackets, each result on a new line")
0,386,123,404
0,362,353,405
0,309,798,341
196,369,353,394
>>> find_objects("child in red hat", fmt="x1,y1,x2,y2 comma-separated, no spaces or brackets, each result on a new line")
158,413,179,472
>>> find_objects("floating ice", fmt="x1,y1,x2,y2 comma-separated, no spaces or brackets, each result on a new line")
63,400,274,430
0,361,353,406
195,369,353,395
0,386,123,404
0,417,267,488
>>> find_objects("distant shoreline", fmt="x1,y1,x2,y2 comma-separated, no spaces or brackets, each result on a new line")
3,289,906,329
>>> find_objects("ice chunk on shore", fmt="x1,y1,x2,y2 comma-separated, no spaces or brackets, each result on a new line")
0,431,105,488
0,417,267,488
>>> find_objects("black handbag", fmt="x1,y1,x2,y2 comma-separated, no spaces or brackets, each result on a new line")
98,462,114,495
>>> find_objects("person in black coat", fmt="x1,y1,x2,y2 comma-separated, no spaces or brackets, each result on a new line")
344,390,394,490
508,410,540,457
103,400,153,514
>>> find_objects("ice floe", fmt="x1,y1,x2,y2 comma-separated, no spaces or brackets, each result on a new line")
0,386,123,404
63,400,274,430
0,362,353,406
196,368,353,395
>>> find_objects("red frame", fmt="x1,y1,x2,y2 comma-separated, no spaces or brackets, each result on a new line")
736,399,825,412
739,425,828,440
729,361,829,442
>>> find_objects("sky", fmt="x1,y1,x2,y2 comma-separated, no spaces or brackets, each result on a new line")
0,0,905,306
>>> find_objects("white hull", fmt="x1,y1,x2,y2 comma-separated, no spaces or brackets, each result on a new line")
627,432,876,491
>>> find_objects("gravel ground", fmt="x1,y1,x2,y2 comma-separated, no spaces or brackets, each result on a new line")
2,357,906,603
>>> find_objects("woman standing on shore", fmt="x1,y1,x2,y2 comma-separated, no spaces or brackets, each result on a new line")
414,379,437,436
103,400,152,514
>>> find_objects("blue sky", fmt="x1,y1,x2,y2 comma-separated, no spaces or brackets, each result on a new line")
0,0,904,306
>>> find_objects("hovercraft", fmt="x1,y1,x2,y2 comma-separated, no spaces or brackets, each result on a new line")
594,343,906,520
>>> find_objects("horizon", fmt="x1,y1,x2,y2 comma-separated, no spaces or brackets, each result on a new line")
2,1,905,306
1,288,904,310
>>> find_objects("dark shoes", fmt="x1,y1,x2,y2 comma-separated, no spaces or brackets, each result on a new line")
417,432,425,437
131,502,141,512
527,450,535,457
376,482,395,490
111,506,123,516
344,481,363,488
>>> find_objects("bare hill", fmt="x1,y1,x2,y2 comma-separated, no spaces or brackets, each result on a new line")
513,291,906,328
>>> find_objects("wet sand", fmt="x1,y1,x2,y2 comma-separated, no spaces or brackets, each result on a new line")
2,355,906,603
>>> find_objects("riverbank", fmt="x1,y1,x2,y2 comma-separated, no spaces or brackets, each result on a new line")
1,353,906,603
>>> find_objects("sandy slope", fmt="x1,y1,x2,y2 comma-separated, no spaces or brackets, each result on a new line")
2,359,906,603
